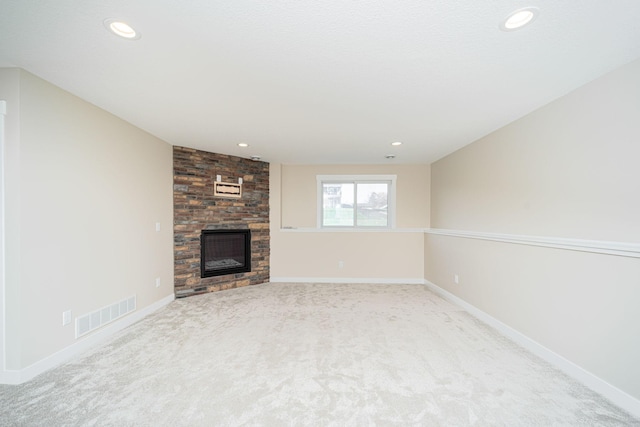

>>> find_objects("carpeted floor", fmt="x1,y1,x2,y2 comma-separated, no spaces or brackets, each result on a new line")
0,282,637,426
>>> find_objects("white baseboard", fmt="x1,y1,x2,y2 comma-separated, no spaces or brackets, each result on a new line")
423,280,640,419
0,293,174,385
0,368,20,385
269,277,425,285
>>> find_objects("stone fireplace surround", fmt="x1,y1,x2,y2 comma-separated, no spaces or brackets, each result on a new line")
173,146,269,297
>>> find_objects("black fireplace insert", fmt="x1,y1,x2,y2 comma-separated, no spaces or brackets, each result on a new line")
200,229,251,278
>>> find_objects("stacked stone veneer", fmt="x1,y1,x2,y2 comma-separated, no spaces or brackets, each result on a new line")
173,146,269,297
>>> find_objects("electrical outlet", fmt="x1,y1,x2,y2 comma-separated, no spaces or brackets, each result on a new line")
454,274,459,284
62,310,72,326
155,222,161,232
155,277,161,288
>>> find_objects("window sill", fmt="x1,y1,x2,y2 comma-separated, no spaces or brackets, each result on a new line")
279,227,428,233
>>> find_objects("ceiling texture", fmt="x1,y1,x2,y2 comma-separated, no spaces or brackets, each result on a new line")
1,1,640,164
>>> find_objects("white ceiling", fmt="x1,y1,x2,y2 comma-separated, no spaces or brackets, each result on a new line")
1,1,640,164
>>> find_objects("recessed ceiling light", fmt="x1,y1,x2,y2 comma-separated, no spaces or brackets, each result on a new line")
104,19,141,40
238,143,249,147
500,7,539,31
391,141,402,146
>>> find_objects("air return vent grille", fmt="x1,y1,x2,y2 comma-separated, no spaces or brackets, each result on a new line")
75,295,136,338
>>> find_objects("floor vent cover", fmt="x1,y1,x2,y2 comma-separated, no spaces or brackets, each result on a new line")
75,295,136,338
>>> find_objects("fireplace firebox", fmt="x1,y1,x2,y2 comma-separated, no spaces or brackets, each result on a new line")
200,229,251,278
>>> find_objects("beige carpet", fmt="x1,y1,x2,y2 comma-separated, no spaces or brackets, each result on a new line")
0,282,637,426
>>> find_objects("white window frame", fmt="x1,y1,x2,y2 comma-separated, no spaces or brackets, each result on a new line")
316,175,397,229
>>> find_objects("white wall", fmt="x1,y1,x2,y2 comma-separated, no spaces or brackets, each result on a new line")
0,69,22,372
271,163,429,282
0,69,174,379
0,95,8,377
426,58,640,406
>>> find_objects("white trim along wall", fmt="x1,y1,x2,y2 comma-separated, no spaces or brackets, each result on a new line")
0,100,6,382
427,228,640,259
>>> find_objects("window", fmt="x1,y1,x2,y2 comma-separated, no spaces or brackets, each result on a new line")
317,175,396,228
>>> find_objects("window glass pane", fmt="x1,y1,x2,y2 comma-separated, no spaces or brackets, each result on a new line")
322,183,354,226
356,183,388,227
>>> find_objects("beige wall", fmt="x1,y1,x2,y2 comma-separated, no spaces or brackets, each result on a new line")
271,163,429,280
426,58,640,400
1,69,174,370
1,68,22,370
430,59,640,242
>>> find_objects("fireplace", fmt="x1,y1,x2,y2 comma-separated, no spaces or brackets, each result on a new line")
200,229,251,278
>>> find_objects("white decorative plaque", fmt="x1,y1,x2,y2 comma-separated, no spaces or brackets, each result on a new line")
214,181,242,198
